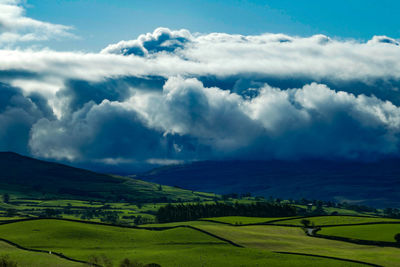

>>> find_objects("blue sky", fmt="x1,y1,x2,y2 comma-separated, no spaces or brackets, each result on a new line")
26,0,400,51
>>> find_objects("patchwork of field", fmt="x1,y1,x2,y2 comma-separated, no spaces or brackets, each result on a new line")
0,219,369,267
319,224,400,242
1,198,284,226
139,215,400,267
0,241,85,267
272,216,400,226
194,223,400,267
201,216,299,225
0,213,399,266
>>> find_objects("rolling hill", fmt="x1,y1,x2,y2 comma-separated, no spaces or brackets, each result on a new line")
136,160,400,207
0,152,214,202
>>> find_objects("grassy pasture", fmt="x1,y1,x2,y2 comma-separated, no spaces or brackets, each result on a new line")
192,223,400,266
273,216,400,226
202,216,299,225
294,205,374,216
0,219,366,267
319,224,400,242
0,241,85,267
133,218,400,267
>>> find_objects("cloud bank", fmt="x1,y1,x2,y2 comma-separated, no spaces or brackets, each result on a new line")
1,26,400,170
0,0,74,45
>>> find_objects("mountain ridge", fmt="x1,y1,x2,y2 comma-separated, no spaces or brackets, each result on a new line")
136,159,400,207
0,152,212,202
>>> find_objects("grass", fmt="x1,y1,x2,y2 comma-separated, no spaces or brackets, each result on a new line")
203,224,400,266
273,216,400,226
202,216,299,225
172,221,400,267
0,152,218,203
319,224,400,242
0,241,85,267
0,219,365,267
294,205,372,216
132,218,400,267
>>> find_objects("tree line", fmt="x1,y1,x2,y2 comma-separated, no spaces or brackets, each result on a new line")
156,202,297,223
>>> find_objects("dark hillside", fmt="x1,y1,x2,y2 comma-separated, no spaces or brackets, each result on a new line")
137,160,400,207
0,152,210,202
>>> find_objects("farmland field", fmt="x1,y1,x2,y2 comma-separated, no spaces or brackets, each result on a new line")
0,241,85,267
1,192,399,267
193,223,400,267
319,224,400,242
202,216,299,225
129,217,400,267
273,216,400,226
0,218,369,267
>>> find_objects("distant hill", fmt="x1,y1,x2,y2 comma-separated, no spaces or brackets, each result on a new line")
0,152,214,202
136,160,400,207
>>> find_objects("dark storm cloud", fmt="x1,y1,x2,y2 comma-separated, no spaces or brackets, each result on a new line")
132,78,400,161
58,79,132,111
1,27,400,170
29,100,166,161
0,82,54,154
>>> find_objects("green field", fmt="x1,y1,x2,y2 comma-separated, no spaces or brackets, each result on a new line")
319,224,400,242
273,216,400,226
137,218,400,267
0,219,368,267
1,194,399,266
0,241,85,267
194,223,400,267
202,216,299,225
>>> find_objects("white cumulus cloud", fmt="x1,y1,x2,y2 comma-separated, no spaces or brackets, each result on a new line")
0,0,75,45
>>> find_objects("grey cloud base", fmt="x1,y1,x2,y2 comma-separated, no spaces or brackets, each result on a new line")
1,28,400,170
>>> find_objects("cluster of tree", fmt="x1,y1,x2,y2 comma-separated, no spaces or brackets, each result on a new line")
337,202,377,213
395,233,400,243
294,198,377,213
36,207,122,224
89,255,161,267
2,194,9,204
221,192,252,200
384,208,400,218
156,202,297,223
219,194,379,215
35,207,155,225
0,255,17,267
121,215,153,225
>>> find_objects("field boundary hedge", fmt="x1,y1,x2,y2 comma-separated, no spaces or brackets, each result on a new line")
199,215,400,227
314,221,400,227
313,232,400,248
0,217,243,247
274,251,382,267
0,217,390,267
0,237,100,266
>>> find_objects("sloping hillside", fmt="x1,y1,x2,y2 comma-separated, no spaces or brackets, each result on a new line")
0,152,214,202
137,160,400,207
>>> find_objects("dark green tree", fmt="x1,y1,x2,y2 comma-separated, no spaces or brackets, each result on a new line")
5,209,17,217
301,219,311,228
395,233,400,243
0,255,17,267
2,194,9,204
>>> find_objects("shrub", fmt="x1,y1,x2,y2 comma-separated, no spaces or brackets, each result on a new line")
89,254,112,267
119,259,161,267
0,255,17,267
395,233,400,243
300,219,311,228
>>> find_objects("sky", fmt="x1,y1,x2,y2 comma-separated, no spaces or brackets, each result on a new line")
17,0,400,51
1,0,400,172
